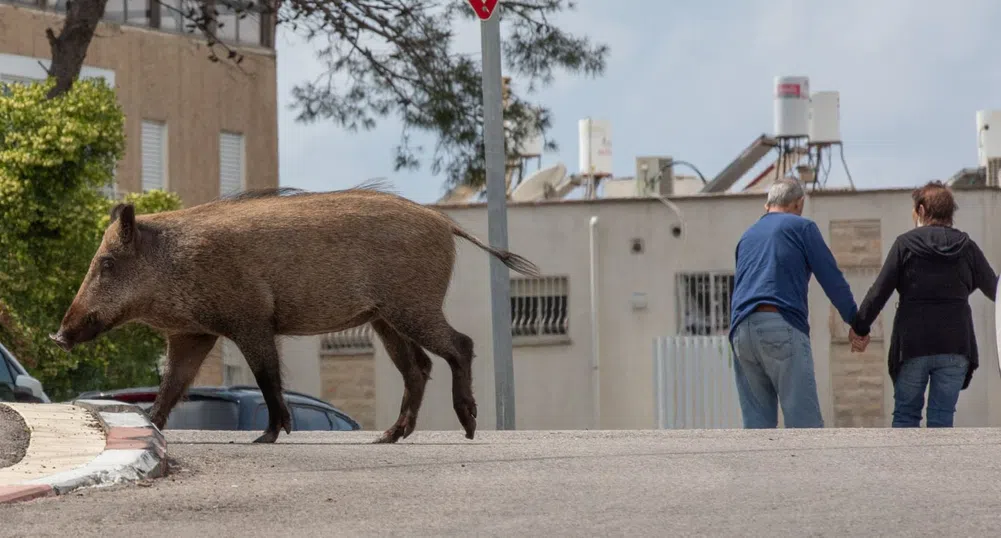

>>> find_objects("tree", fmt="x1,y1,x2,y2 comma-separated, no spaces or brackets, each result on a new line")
0,78,183,400
42,0,609,192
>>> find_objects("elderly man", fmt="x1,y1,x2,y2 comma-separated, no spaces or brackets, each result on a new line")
729,178,862,428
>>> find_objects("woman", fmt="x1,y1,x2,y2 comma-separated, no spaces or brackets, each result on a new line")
850,181,997,427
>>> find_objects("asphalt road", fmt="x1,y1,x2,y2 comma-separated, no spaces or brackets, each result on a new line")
5,428,1001,537
0,404,28,469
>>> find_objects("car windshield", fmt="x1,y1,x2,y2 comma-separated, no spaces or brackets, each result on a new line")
135,399,240,430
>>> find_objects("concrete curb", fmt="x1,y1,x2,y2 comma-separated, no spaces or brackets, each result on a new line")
0,400,167,504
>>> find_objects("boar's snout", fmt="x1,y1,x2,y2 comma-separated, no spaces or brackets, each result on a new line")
50,306,106,353
48,332,73,352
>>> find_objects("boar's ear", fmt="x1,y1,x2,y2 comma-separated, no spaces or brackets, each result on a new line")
115,204,137,245
109,203,128,224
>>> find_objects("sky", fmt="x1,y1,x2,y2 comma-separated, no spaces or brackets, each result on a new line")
272,0,1001,204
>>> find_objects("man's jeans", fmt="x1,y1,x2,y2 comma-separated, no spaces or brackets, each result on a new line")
730,311,823,428
892,354,968,428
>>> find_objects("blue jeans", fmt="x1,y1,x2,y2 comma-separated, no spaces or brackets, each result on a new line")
730,311,823,428
892,354,968,428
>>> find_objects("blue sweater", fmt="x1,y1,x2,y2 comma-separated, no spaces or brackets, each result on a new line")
729,212,858,342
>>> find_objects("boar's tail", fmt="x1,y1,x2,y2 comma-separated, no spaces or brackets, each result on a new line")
451,226,541,277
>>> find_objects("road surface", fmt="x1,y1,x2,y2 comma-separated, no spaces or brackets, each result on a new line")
4,428,1001,537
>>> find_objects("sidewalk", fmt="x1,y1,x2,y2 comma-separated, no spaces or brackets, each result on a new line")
0,401,167,504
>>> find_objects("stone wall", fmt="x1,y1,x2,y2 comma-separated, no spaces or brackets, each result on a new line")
320,353,376,430
828,219,887,427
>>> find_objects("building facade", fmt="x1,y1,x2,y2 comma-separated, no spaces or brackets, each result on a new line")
0,0,280,385
240,186,1001,433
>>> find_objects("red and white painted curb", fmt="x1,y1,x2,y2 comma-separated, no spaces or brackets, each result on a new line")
0,399,166,504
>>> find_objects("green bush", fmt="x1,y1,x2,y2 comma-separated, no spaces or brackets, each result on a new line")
0,78,182,401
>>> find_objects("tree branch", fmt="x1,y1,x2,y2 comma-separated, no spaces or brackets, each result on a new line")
46,0,110,99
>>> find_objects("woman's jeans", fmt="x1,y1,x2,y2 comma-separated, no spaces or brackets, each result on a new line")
892,354,969,428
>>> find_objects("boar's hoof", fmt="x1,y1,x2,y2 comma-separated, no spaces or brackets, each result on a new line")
456,402,477,440
372,426,405,444
253,430,280,444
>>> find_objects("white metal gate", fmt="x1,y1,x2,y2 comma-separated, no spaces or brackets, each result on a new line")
653,335,743,429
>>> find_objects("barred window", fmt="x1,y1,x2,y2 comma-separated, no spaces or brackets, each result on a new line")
510,275,569,344
676,272,734,336
321,325,374,356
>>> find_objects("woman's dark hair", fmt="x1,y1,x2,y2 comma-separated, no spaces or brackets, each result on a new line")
911,180,958,226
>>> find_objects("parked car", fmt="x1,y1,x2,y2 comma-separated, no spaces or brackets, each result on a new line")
0,341,51,403
75,385,361,432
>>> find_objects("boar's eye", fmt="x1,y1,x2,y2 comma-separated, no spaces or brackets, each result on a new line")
100,256,115,273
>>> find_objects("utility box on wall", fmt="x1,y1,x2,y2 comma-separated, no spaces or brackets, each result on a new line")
635,156,674,197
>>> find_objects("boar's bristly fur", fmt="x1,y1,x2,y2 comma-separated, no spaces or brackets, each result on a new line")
50,184,540,444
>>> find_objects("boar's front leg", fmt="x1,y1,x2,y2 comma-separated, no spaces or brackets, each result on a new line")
149,333,220,431
232,332,292,444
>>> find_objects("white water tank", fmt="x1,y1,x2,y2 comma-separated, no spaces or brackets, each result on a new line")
773,76,810,138
579,118,613,176
976,110,1001,167
808,91,841,144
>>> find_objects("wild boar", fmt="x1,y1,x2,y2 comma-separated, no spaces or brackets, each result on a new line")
49,184,540,444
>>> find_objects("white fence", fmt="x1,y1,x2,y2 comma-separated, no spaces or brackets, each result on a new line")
653,335,743,429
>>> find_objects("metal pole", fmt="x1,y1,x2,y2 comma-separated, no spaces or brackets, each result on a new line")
480,10,515,430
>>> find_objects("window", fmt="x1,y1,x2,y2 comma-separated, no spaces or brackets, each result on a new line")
0,52,116,87
0,74,41,96
1,0,272,47
158,0,199,33
676,272,735,336
292,405,333,431
99,182,119,200
0,74,40,86
251,404,269,430
210,0,264,45
219,131,244,197
510,276,569,344
321,325,374,355
0,355,15,386
126,0,151,25
141,120,167,192
100,0,152,24
328,413,356,431
162,400,240,430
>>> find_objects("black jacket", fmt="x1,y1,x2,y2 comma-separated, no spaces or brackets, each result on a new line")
851,225,997,390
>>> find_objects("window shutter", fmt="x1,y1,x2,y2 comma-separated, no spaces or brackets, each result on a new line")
141,120,166,191
219,132,244,197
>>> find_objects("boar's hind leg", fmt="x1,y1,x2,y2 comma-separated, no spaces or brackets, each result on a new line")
371,319,432,444
149,333,220,431
382,310,477,441
232,333,292,444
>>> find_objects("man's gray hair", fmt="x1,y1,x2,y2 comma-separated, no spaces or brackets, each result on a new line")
766,178,805,208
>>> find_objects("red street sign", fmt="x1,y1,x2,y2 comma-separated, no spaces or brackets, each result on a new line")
468,0,499,21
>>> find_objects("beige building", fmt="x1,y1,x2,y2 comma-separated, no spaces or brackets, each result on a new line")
0,0,280,385
238,183,1001,432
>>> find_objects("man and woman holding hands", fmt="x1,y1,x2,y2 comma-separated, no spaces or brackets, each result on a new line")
729,179,997,428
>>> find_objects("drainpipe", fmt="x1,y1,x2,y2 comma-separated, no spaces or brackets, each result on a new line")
589,215,601,430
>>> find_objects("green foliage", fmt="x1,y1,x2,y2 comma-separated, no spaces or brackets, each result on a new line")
0,78,182,401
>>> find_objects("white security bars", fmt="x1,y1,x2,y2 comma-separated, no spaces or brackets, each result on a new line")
510,275,569,344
